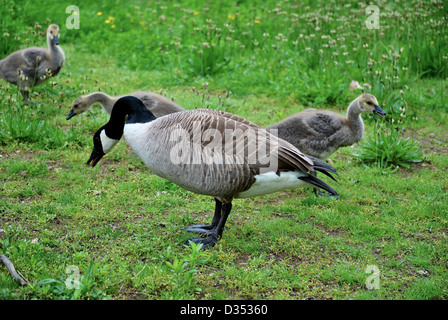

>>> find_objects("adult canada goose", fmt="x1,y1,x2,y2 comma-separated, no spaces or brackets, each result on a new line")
87,96,338,249
0,24,65,103
66,91,184,120
266,93,386,160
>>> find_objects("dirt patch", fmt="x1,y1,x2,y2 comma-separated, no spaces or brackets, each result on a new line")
404,129,448,155
0,149,41,161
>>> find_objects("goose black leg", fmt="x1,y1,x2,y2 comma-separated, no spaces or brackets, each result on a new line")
186,201,232,249
183,198,222,234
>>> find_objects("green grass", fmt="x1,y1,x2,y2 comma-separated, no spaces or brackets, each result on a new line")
1,0,447,300
354,123,424,169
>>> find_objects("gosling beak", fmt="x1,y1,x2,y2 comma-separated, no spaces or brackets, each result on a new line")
87,148,105,167
66,109,76,120
52,36,59,45
373,105,386,117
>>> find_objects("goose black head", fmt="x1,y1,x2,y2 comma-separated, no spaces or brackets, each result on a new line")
87,126,120,167
87,96,155,167
117,96,156,124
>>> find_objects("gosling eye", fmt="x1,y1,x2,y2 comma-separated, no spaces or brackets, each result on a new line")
74,104,79,109
367,101,373,105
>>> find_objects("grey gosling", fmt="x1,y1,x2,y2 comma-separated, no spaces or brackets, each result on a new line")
266,93,386,160
87,96,338,249
0,24,65,103
66,91,184,119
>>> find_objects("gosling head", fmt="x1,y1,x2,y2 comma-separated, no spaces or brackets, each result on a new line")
47,24,61,46
355,93,386,117
87,126,120,167
66,96,89,120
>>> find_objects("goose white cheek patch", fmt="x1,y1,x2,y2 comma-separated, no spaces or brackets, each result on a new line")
100,130,119,153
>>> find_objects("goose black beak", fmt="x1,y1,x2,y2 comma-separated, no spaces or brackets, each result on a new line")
373,105,386,117
87,148,105,167
52,36,59,45
66,109,76,120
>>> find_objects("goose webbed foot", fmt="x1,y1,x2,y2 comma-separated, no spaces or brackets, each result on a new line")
323,193,339,200
313,188,339,199
185,235,219,250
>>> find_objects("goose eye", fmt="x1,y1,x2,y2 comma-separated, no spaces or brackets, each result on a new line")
367,101,373,105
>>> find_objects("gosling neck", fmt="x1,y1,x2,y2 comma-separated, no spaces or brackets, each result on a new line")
48,35,66,66
87,92,117,113
346,99,364,140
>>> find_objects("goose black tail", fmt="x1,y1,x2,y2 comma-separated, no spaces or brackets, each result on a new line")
305,154,338,182
298,174,339,197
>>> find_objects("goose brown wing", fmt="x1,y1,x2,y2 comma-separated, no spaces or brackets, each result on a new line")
185,109,316,175
147,109,259,199
200,109,260,128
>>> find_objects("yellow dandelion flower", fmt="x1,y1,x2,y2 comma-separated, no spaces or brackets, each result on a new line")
228,14,236,20
111,25,116,28
139,21,145,25
254,19,260,24
97,12,102,16
194,11,199,15
105,19,110,24
108,16,115,21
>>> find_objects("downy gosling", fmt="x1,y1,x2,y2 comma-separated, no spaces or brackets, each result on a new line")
0,24,65,103
266,93,386,160
87,96,338,249
66,91,184,119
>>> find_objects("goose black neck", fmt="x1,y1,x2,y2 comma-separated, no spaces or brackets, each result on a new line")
104,96,157,140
